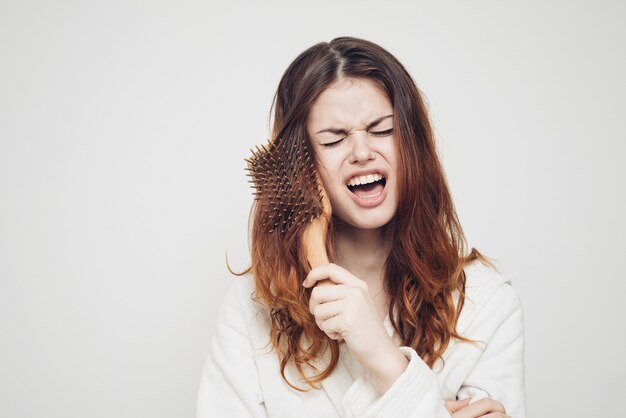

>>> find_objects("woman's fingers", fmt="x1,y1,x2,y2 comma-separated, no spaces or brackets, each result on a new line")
452,398,507,418
308,284,349,312
312,300,343,322
445,398,471,413
305,264,370,322
320,314,344,338
303,263,373,344
308,300,344,340
303,263,365,288
311,300,343,331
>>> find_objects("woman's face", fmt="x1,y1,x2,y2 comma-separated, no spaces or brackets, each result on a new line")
306,77,398,231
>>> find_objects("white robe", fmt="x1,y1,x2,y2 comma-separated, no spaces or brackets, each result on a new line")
197,260,526,418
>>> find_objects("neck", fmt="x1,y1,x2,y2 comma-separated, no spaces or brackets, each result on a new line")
332,219,391,291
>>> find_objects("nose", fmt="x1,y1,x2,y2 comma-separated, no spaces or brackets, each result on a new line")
348,132,375,164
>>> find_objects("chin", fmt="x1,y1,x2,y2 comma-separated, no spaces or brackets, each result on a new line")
335,210,396,231
327,187,398,231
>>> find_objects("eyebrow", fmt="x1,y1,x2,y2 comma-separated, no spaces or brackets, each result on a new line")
315,114,393,135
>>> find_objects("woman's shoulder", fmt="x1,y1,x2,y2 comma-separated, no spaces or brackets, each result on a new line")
457,259,523,334
214,274,274,352
222,274,268,316
464,259,510,290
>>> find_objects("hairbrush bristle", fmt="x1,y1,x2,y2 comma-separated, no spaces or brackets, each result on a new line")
245,136,324,235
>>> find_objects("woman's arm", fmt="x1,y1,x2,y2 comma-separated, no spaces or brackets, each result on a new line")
305,264,526,418
304,264,452,417
196,280,268,418
455,283,526,417
351,284,525,418
446,398,511,418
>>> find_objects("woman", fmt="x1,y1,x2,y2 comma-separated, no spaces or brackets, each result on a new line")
198,37,525,418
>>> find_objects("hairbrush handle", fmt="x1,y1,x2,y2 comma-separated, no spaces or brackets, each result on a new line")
302,215,329,267
302,178,333,286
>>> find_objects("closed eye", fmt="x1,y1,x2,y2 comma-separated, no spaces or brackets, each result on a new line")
370,128,393,137
321,138,345,148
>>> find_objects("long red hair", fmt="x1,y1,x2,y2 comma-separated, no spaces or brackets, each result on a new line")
247,37,483,390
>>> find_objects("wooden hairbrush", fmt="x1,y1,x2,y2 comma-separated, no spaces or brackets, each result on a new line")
246,136,333,276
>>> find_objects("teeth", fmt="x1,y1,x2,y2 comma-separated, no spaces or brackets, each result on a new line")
347,173,383,187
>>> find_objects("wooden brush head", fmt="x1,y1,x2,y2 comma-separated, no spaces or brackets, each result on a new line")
245,136,330,238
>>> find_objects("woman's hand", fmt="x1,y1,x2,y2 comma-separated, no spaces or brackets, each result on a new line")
303,263,408,393
445,398,510,418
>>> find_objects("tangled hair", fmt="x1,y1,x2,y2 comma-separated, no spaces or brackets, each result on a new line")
248,36,485,390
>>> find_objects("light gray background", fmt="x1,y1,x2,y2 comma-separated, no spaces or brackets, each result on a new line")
1,1,624,417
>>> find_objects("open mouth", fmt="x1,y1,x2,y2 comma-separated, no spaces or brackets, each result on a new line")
346,173,387,199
